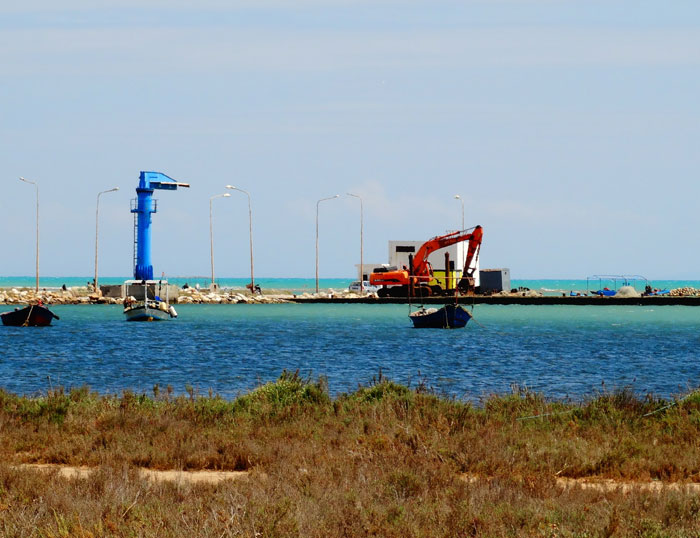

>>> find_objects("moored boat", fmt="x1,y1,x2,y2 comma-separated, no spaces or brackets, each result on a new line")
1,303,60,327
123,280,177,322
409,303,471,329
124,299,177,321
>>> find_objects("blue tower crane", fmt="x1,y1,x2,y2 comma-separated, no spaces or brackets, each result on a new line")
131,171,190,281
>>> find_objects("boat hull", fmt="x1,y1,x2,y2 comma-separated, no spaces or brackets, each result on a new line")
409,304,471,329
124,304,172,322
1,305,60,327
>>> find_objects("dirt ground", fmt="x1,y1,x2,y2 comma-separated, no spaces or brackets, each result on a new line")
18,464,700,494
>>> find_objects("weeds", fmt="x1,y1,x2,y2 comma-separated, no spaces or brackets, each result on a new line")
1,377,700,535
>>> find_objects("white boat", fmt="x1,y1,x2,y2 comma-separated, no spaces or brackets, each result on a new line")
123,280,177,322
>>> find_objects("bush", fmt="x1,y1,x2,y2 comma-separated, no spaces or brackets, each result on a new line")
232,371,330,414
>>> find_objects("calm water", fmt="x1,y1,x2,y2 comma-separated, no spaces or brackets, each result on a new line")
1,303,699,401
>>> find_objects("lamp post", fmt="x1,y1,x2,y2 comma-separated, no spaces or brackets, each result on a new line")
316,194,340,293
225,185,255,293
94,187,119,293
19,177,39,293
454,194,464,230
347,193,363,292
209,193,231,288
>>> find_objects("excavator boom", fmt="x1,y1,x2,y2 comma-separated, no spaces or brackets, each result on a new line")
370,226,483,295
412,226,483,278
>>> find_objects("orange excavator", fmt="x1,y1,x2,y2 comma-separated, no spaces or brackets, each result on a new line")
370,225,483,298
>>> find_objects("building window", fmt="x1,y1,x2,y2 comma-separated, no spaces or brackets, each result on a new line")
395,246,416,253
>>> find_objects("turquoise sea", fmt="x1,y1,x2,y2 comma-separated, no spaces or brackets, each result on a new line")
1,300,699,402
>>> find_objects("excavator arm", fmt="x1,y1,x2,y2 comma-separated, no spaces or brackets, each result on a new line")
411,226,483,278
369,225,484,294
457,225,483,292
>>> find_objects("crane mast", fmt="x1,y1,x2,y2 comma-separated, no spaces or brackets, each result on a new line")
131,171,190,281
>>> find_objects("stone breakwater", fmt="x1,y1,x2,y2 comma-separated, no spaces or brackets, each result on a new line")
5,286,700,306
0,287,372,305
0,288,110,305
173,288,293,304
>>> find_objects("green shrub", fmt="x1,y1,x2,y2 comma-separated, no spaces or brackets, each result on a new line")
232,371,330,413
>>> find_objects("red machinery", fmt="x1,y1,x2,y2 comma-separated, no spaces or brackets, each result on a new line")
370,225,483,297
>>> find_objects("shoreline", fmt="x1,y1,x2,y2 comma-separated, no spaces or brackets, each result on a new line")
4,288,700,306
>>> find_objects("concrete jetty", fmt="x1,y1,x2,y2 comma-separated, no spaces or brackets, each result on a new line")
3,286,700,306
288,295,700,306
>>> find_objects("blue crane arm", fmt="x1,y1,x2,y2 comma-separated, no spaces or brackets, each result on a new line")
139,171,190,190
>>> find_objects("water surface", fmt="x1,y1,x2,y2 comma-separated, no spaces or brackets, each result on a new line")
2,303,698,401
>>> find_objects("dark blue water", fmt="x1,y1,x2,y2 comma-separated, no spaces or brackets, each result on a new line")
1,304,699,401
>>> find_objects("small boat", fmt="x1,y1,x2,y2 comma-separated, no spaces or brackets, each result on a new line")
124,298,177,321
409,303,472,329
123,280,177,322
1,303,60,327
591,289,616,297
586,275,649,297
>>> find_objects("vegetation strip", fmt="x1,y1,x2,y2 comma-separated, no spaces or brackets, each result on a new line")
3,374,700,535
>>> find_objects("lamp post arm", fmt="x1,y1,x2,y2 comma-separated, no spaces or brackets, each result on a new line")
35,183,39,293
347,193,364,292
246,193,254,290
95,192,101,292
225,186,255,292
315,200,320,293
19,177,39,292
209,197,215,286
454,194,465,231
209,193,230,288
94,188,118,292
315,195,340,293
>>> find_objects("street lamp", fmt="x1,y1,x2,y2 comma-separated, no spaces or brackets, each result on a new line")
225,185,255,293
454,194,464,230
19,177,39,293
316,194,340,293
347,193,363,292
94,187,119,293
209,193,231,288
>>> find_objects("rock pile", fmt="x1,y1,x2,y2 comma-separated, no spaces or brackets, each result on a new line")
0,285,378,305
0,288,122,305
174,289,291,304
669,287,699,297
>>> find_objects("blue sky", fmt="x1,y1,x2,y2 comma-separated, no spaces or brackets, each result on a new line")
2,1,699,279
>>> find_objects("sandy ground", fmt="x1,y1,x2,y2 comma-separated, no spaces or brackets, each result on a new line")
16,464,249,484
459,473,700,493
14,464,700,493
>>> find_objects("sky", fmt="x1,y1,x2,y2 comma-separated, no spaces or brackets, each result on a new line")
2,0,700,279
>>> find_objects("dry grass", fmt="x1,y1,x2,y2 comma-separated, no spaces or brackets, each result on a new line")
1,373,700,536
